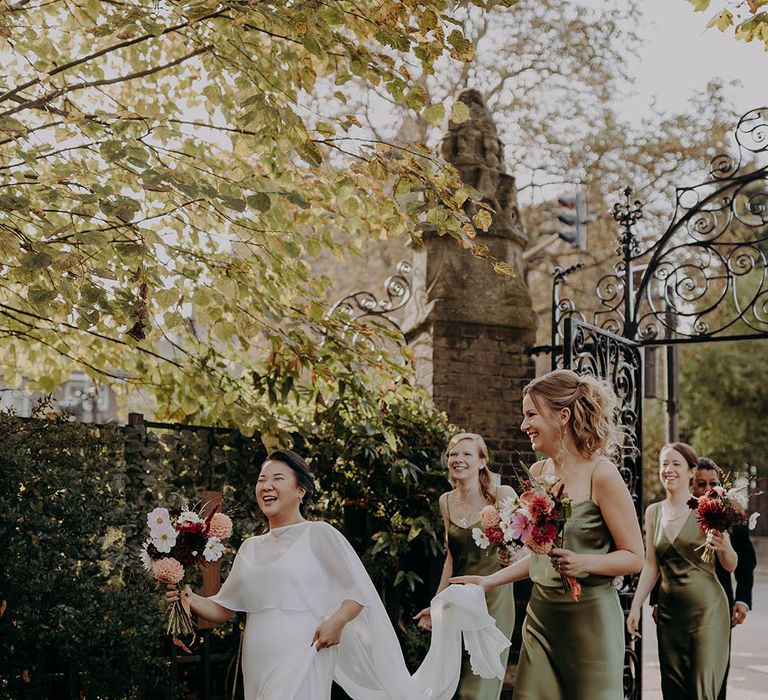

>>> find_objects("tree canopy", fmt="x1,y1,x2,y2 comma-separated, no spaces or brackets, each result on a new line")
0,0,514,431
689,0,768,50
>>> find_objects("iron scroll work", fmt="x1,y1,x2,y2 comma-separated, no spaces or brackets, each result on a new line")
563,318,643,699
551,107,768,354
545,107,768,700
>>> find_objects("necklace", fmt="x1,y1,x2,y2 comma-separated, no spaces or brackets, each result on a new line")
269,521,304,543
452,492,486,528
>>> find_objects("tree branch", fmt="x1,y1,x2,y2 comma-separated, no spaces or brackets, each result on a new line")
0,10,226,105
1,45,213,119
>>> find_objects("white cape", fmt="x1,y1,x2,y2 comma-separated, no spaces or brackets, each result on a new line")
209,520,509,699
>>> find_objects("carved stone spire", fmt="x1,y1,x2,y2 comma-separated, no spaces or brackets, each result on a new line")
440,89,527,248
404,89,536,475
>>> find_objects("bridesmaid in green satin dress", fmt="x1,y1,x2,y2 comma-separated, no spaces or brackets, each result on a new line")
450,370,645,700
628,443,736,699
414,432,516,700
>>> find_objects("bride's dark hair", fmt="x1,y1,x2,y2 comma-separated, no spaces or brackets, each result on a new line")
263,449,315,516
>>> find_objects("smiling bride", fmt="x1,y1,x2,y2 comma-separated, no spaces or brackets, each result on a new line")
165,448,510,700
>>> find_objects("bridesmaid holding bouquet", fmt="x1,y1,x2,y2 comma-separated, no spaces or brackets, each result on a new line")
628,443,735,699
451,370,644,700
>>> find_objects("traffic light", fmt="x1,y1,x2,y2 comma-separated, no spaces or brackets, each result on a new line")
556,192,588,250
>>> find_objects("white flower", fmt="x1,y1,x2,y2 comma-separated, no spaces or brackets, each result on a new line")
726,486,748,511
748,512,760,531
204,536,225,562
147,507,171,536
139,540,153,572
541,473,558,487
152,526,177,553
471,527,490,550
499,496,518,522
177,510,202,526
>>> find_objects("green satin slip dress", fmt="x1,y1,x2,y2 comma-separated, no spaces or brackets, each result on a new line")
513,498,625,700
652,501,729,699
447,492,515,700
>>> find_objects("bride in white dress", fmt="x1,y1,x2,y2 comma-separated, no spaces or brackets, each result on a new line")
166,449,509,700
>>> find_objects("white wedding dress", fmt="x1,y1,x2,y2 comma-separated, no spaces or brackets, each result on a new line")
209,520,509,700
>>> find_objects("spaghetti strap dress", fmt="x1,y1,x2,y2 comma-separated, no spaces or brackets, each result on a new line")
513,478,624,700
447,488,515,700
652,502,729,699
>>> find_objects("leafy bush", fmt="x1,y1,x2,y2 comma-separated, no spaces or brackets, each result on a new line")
0,410,169,699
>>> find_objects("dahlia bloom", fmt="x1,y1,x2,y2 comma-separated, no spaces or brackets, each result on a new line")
153,557,185,584
527,493,555,520
177,510,202,526
525,523,557,555
208,512,233,539
480,505,501,529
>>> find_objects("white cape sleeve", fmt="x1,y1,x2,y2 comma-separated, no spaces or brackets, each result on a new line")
309,522,510,700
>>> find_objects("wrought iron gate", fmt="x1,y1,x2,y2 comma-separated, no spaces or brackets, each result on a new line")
562,318,643,699
540,106,768,700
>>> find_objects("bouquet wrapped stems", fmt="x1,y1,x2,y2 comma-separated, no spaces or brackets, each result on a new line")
167,584,196,652
694,530,716,565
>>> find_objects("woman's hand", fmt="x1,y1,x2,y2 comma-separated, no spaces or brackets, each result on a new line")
626,606,642,638
708,530,733,552
413,607,432,632
549,548,588,577
497,547,513,566
165,583,192,615
448,575,493,591
312,616,345,650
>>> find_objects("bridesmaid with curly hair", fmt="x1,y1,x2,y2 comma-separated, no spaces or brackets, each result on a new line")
451,370,644,700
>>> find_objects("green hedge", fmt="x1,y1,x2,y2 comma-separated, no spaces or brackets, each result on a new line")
1,387,456,698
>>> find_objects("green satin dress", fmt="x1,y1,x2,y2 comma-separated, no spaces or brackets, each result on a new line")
447,496,515,700
513,499,624,700
652,502,729,699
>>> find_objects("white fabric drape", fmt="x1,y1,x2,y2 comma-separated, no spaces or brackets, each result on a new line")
209,521,509,700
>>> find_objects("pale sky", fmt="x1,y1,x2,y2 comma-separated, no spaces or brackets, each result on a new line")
618,0,765,121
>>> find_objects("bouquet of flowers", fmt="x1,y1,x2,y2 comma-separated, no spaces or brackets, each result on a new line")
140,503,233,651
472,473,581,600
687,482,760,564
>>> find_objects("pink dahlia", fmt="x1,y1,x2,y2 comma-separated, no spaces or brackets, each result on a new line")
152,557,185,584
208,513,233,539
480,505,501,529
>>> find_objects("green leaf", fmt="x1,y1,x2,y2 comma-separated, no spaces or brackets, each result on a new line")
422,103,445,127
247,192,272,212
706,9,734,30
688,0,712,10
450,100,470,124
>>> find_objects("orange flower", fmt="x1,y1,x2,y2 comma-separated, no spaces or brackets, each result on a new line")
208,513,233,539
480,505,501,529
152,557,185,584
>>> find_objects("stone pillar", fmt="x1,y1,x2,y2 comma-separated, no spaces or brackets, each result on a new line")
404,89,537,477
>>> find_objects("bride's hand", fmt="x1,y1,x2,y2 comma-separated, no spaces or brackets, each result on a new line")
312,617,345,650
413,607,432,632
165,583,192,614
449,575,492,591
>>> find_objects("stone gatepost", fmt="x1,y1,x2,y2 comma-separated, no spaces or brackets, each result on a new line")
404,89,537,477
